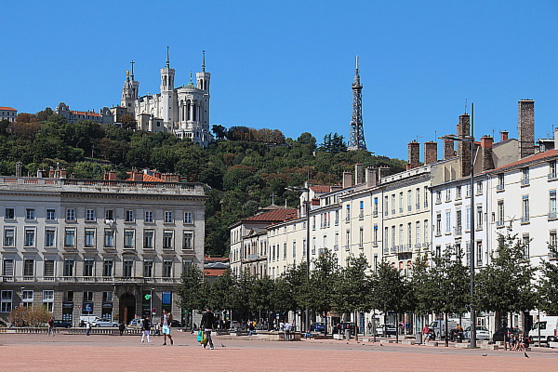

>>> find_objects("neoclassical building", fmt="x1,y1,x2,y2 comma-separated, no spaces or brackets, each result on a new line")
115,50,213,146
0,169,206,325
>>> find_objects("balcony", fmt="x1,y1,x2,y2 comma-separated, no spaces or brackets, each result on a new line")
520,178,530,186
397,244,412,254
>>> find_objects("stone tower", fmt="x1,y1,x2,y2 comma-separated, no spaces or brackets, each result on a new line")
160,47,176,124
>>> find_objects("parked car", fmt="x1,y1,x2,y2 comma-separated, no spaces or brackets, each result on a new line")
528,316,558,344
493,327,522,342
53,320,72,328
310,322,326,333
91,319,118,327
463,326,490,340
0,319,7,327
128,319,144,328
429,320,458,339
376,324,397,336
337,322,357,335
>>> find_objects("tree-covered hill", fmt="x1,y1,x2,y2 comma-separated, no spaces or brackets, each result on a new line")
0,112,406,256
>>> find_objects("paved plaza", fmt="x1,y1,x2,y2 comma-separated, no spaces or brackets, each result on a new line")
1,331,556,371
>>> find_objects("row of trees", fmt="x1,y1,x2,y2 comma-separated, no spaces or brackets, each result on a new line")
177,230,558,336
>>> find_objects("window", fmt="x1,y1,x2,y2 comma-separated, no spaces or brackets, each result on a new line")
384,227,389,248
163,260,172,278
83,259,94,276
143,260,153,277
24,228,35,246
549,231,557,258
144,230,154,248
497,200,505,226
102,291,113,302
456,210,462,234
399,192,403,212
123,259,134,277
359,227,364,248
3,259,14,276
183,212,193,224
522,195,530,223
1,290,13,313
85,209,96,222
549,190,557,219
424,220,429,246
64,228,75,247
384,196,389,216
26,208,36,220
476,181,483,195
476,206,483,229
456,186,462,199
124,230,135,248
346,230,350,250
415,222,421,246
23,259,34,276
66,208,76,222
424,186,429,208
408,190,412,211
522,234,530,259
104,230,114,247
550,160,557,179
45,229,56,247
46,209,56,221
496,173,505,191
476,241,483,266
407,223,412,246
292,241,297,258
183,231,193,250
335,210,340,225
359,201,364,218
44,260,54,277
63,259,74,276
144,211,153,223
416,189,421,209
125,210,135,222
4,228,15,246
373,224,378,245
445,211,451,233
83,291,93,302
346,204,351,221
399,224,404,246
22,290,34,305
445,189,451,202
436,191,442,204
466,207,471,231
103,260,113,277
164,211,174,223
105,209,114,221
5,208,15,220
436,213,441,236
163,231,173,249
521,168,530,185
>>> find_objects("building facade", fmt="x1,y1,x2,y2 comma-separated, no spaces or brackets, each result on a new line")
0,172,206,326
0,107,17,122
55,102,113,124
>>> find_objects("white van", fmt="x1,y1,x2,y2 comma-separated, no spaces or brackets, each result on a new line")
79,315,101,325
429,320,458,339
529,316,558,344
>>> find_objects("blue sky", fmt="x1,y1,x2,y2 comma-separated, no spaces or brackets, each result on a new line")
1,0,556,160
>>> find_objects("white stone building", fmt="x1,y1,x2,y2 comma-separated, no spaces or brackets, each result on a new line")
0,107,17,122
115,51,213,146
0,170,206,326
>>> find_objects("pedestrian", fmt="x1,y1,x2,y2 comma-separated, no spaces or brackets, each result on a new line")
200,307,215,350
47,317,55,336
119,322,126,336
141,315,152,343
161,309,174,345
284,321,291,341
422,324,430,342
86,322,91,336
155,322,161,336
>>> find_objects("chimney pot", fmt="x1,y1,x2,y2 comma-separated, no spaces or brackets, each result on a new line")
500,130,509,142
343,172,353,189
424,141,438,165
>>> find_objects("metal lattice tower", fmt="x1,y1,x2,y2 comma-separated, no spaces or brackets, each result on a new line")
347,56,367,151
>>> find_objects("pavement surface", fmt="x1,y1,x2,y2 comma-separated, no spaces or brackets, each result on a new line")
1,331,557,371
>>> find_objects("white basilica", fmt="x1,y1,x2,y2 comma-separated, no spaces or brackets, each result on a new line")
114,49,213,146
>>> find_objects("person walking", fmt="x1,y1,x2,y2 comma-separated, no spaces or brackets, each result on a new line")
141,315,152,343
200,308,215,350
161,309,174,345
284,321,291,341
47,317,55,337
119,322,126,336
86,322,92,336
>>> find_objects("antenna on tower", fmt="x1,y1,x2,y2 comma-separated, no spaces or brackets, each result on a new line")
202,50,206,72
347,55,367,151
130,60,135,80
464,98,468,114
166,46,170,68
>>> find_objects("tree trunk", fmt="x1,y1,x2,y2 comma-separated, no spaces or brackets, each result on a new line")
444,313,449,347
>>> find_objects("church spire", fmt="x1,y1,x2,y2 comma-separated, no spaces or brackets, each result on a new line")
166,46,170,68
202,50,206,72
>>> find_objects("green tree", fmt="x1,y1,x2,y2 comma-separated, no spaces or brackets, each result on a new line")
307,251,338,328
176,263,204,327
537,244,558,315
212,124,227,140
475,230,536,328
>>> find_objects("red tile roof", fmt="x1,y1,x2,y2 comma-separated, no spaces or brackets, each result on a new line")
243,208,298,222
491,149,558,173
0,107,16,111
204,268,227,277
310,185,332,193
124,173,165,182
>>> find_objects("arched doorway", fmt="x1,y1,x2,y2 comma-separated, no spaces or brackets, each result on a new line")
119,292,136,325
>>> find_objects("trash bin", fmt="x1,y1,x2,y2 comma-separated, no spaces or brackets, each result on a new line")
416,332,422,344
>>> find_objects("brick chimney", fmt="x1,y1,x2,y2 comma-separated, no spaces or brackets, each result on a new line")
365,167,378,187
132,171,143,181
103,171,118,180
458,114,471,177
500,130,509,142
354,163,364,184
161,173,180,182
518,99,535,158
480,136,495,171
342,172,353,189
406,140,420,170
424,141,438,165
443,137,454,159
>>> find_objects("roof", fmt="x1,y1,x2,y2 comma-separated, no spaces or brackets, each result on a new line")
204,255,229,263
310,185,332,193
204,268,227,277
124,173,165,182
242,208,298,222
71,110,101,117
0,107,16,111
490,149,558,173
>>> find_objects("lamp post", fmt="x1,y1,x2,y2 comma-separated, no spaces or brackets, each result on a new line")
286,185,311,333
440,103,477,348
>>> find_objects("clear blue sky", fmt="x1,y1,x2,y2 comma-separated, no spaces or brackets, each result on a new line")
2,0,557,160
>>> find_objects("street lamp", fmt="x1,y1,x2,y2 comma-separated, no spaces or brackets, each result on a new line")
286,184,311,333
439,103,477,348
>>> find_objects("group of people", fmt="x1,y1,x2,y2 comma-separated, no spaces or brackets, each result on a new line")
507,333,530,351
138,309,174,345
